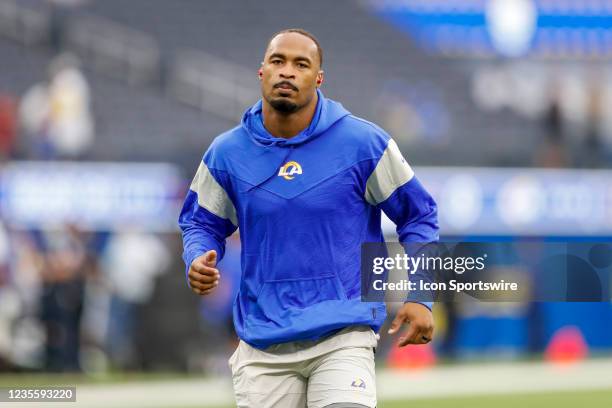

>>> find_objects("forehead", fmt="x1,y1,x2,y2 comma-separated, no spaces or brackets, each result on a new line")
265,32,319,63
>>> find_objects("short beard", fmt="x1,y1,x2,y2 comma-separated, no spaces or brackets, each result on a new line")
268,97,299,114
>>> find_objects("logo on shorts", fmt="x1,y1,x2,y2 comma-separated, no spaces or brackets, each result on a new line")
278,161,302,180
351,378,366,389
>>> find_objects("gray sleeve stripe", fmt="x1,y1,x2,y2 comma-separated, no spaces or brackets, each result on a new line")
190,161,238,226
365,139,415,205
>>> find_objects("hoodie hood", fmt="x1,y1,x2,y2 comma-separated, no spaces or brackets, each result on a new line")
241,88,350,147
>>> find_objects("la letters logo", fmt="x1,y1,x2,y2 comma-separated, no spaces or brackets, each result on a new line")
278,161,302,180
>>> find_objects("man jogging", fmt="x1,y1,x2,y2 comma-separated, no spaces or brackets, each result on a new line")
179,28,438,408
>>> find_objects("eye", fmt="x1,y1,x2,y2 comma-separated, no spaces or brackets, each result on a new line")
297,63,308,68
271,60,282,65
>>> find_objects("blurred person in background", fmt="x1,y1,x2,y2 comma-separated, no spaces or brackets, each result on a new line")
0,225,52,373
36,224,96,372
19,53,94,160
582,77,607,168
0,220,18,370
0,93,17,161
535,79,569,168
180,28,438,408
102,229,170,370
9,230,46,371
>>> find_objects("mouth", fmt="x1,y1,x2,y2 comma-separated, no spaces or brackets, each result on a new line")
274,81,298,92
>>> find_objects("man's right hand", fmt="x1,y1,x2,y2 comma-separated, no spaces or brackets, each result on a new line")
188,250,219,296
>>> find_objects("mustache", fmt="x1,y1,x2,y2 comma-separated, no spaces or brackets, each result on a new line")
274,81,298,91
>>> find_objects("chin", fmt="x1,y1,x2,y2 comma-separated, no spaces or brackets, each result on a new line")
270,98,299,114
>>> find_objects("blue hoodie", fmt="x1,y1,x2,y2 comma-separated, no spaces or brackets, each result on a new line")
179,90,438,349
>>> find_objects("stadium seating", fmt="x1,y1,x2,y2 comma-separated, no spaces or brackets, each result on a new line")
0,0,567,171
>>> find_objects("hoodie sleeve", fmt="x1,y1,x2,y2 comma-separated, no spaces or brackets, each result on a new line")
178,159,238,282
364,138,439,309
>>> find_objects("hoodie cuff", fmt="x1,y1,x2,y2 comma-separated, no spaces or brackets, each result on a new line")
404,300,433,311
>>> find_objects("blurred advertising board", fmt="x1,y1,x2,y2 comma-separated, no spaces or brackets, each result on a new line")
1,162,610,236
1,161,185,231
365,0,612,58
385,167,612,237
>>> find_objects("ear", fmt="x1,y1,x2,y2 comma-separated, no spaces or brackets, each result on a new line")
258,68,263,79
316,71,324,87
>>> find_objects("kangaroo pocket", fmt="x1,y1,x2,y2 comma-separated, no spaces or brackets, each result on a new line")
257,275,346,318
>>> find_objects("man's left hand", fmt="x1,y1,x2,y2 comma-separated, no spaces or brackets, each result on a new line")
388,302,434,346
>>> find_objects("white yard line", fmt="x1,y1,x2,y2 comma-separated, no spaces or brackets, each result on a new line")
9,359,612,408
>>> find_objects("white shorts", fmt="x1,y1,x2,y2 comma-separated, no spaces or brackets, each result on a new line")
228,325,378,408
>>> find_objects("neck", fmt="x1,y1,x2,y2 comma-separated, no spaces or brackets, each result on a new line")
262,92,318,139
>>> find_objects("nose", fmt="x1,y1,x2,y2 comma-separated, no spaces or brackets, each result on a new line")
279,67,296,79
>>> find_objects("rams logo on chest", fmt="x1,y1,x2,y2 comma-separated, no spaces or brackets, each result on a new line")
278,161,303,180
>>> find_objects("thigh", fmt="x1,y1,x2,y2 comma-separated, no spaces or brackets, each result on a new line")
306,347,377,408
230,343,307,408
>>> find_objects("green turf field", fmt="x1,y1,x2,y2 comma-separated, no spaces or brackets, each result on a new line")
380,389,612,408
2,373,610,407
200,388,612,408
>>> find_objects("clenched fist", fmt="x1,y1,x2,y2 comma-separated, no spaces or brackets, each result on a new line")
188,250,220,296
387,302,434,346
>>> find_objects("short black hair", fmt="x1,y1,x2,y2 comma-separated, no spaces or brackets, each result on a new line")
267,28,323,67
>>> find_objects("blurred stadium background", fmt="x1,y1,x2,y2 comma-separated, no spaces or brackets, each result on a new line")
0,0,611,407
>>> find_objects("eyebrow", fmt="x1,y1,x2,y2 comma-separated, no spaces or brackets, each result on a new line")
268,53,312,64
